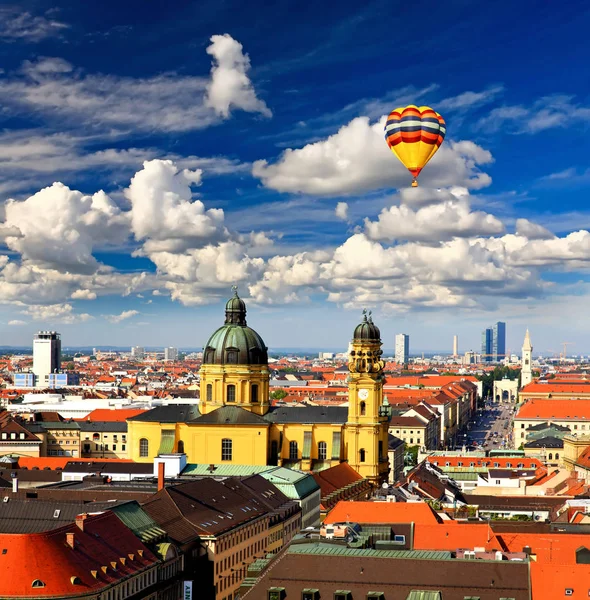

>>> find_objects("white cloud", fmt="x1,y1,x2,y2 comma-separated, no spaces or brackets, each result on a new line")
477,95,590,134
22,303,93,324
126,159,226,253
2,183,128,273
335,202,349,221
515,218,555,240
71,289,98,300
253,116,493,196
364,189,504,243
205,34,271,118
7,319,26,326
438,85,504,111
0,9,68,42
105,309,140,323
0,34,269,133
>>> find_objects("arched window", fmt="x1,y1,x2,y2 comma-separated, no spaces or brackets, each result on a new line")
204,348,214,363
222,438,232,461
318,441,327,460
359,448,366,463
206,384,212,402
251,384,259,403
360,401,366,416
548,453,553,460
270,440,279,465
31,581,45,588
226,349,238,364
555,453,560,459
227,385,236,403
289,441,298,460
139,438,149,458
177,440,185,454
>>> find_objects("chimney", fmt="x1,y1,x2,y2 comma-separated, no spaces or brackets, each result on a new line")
66,533,75,549
12,478,18,493
75,513,88,532
157,461,165,491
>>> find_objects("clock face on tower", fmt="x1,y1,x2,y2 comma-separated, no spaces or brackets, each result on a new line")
358,389,369,400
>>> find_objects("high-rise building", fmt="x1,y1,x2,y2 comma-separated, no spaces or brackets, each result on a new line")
492,321,506,361
395,333,409,365
164,346,178,361
481,327,492,362
521,329,533,388
33,331,61,387
452,335,458,357
131,346,145,359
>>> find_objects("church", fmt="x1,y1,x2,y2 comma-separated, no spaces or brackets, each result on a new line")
127,290,391,484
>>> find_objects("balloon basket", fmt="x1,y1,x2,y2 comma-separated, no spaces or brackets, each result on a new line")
411,179,418,187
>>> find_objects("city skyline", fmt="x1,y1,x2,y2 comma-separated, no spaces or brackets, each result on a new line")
1,2,590,349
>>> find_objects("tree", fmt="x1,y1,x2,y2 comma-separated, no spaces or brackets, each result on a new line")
478,366,521,399
270,389,288,400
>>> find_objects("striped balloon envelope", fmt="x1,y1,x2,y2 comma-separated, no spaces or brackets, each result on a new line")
384,105,446,187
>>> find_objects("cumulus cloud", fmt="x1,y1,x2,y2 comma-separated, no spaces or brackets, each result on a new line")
22,303,92,324
7,319,26,326
515,218,555,240
2,183,128,273
105,310,140,323
252,116,493,196
364,188,504,243
205,34,271,118
126,159,226,253
335,202,349,221
71,289,97,300
0,34,269,133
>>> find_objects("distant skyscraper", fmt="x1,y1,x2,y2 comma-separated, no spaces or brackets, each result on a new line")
165,346,178,361
492,321,506,361
452,335,458,357
521,329,533,388
33,331,61,388
395,334,409,365
481,327,493,362
131,346,145,359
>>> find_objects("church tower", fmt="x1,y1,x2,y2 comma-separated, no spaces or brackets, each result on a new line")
521,329,533,388
345,310,390,484
199,288,270,416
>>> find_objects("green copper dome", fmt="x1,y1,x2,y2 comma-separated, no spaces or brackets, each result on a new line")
202,288,268,366
353,309,381,341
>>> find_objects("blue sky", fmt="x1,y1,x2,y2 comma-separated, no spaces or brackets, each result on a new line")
1,0,590,355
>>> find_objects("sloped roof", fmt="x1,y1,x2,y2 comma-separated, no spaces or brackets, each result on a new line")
524,436,564,449
127,404,200,423
81,408,147,422
190,405,269,425
517,400,590,420
264,406,347,424
0,511,158,597
324,501,440,525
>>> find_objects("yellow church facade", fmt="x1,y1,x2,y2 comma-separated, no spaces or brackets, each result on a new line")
127,291,390,484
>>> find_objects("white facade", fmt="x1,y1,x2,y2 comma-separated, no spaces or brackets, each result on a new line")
131,346,145,359
452,335,458,357
33,331,61,387
521,329,533,388
164,346,179,361
395,333,409,365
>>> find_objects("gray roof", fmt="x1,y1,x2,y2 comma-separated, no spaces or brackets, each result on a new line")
63,460,153,474
190,405,269,426
78,421,128,432
0,499,129,533
264,406,348,424
524,436,564,449
127,404,200,423
527,422,570,432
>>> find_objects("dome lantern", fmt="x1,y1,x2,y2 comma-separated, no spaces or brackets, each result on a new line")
225,285,247,326
353,309,381,342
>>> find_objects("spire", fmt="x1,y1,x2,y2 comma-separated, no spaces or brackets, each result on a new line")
523,328,532,351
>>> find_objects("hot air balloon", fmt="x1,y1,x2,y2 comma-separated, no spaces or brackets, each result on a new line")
384,105,446,187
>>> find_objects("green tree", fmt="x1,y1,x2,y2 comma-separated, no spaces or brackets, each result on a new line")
270,389,288,400
478,366,521,400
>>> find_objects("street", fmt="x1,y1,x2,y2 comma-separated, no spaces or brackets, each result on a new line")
462,402,515,451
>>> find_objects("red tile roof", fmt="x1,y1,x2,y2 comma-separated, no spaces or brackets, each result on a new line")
0,511,157,596
324,501,440,525
521,382,590,394
413,522,499,552
80,408,147,422
18,457,134,470
516,399,590,420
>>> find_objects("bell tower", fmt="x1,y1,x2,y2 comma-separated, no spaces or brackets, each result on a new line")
521,329,533,389
345,310,390,484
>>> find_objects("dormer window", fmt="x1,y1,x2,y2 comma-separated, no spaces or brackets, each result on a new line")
1,433,6,440
226,349,238,364
32,580,46,588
